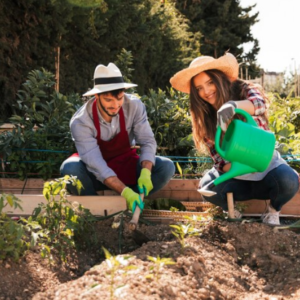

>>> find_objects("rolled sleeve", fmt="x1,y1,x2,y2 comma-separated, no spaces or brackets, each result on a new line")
247,87,266,116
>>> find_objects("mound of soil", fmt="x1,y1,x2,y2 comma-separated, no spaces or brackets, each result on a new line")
1,216,300,300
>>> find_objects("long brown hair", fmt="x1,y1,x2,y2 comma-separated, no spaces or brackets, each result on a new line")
190,69,231,151
190,70,269,152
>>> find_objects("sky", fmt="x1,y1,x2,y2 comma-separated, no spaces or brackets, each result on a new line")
239,0,300,74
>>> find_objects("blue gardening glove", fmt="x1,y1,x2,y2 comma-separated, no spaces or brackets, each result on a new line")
121,187,144,213
137,168,153,196
217,101,237,131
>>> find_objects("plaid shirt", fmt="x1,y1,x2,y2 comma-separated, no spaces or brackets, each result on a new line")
204,86,269,172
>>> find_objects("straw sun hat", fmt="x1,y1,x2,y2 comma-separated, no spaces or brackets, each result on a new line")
170,53,239,94
83,63,137,97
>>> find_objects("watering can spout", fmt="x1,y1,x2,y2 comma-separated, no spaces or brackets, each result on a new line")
214,162,257,186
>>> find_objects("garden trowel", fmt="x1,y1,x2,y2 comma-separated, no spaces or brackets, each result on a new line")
128,194,150,245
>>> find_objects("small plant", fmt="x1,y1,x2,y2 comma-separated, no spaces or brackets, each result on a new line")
170,206,179,212
183,214,208,228
0,194,27,260
102,247,136,300
146,255,175,282
32,175,97,263
235,202,248,215
170,223,200,253
0,194,44,261
176,162,183,179
206,205,226,219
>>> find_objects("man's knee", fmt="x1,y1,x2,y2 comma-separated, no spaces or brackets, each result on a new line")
60,158,84,177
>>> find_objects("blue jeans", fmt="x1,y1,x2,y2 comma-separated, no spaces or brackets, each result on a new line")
60,156,175,195
200,164,299,211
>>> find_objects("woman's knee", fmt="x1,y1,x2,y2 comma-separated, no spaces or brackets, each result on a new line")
269,165,299,199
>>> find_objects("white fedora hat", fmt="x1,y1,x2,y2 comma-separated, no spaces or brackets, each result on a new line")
170,53,239,94
83,63,137,97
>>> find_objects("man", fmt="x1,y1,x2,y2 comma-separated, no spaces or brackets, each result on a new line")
60,62,175,213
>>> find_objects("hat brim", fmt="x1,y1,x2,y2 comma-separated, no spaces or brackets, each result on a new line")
83,83,137,97
170,54,239,94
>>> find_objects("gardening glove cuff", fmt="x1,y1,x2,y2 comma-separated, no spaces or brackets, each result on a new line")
137,168,153,196
121,187,144,213
217,101,237,131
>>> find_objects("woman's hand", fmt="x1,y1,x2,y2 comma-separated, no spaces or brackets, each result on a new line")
217,101,237,131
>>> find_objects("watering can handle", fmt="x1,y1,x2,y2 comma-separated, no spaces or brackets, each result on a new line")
234,108,258,127
215,126,225,157
215,108,258,157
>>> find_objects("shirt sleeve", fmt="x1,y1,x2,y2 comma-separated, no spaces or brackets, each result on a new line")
246,86,267,116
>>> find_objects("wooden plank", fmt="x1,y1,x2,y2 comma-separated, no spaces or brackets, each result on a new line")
153,179,199,191
0,178,45,189
241,189,300,215
1,178,299,216
2,194,127,216
148,190,201,201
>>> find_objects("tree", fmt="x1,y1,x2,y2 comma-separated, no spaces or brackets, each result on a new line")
0,0,199,121
173,0,260,78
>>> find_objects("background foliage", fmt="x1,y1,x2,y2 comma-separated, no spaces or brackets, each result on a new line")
0,0,259,122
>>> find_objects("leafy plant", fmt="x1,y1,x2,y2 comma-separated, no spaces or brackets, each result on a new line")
102,247,136,300
141,88,192,156
0,69,82,180
146,255,175,282
0,194,32,261
268,92,300,171
31,175,97,263
183,214,209,228
268,93,300,153
170,223,200,253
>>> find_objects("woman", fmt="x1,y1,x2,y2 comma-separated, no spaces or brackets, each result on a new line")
170,53,299,225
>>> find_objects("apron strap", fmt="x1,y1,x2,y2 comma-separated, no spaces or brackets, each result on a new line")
118,107,126,132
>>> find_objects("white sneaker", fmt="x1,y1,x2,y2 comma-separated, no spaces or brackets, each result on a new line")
261,204,280,226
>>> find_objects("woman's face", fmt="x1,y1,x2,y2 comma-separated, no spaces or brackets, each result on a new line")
193,72,217,108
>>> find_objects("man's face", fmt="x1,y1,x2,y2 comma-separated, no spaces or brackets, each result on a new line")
96,91,125,119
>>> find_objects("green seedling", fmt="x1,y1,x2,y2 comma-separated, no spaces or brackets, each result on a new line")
102,247,136,300
146,255,175,282
183,214,208,228
170,206,179,212
176,162,183,179
170,223,200,252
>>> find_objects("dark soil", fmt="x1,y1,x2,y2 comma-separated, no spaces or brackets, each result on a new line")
1,215,300,300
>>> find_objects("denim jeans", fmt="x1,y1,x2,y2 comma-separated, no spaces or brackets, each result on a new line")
200,164,299,211
60,155,175,195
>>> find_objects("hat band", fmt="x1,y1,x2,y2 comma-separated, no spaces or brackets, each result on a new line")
94,76,124,85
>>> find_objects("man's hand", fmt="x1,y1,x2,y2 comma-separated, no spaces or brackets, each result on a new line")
138,168,153,196
217,101,237,131
121,187,144,213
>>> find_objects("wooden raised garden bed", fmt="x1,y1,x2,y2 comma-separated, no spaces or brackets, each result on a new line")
1,178,300,217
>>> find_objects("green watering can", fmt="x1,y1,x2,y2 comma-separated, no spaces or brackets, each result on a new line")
198,108,276,196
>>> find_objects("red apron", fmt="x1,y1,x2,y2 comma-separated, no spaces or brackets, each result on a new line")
71,100,139,185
